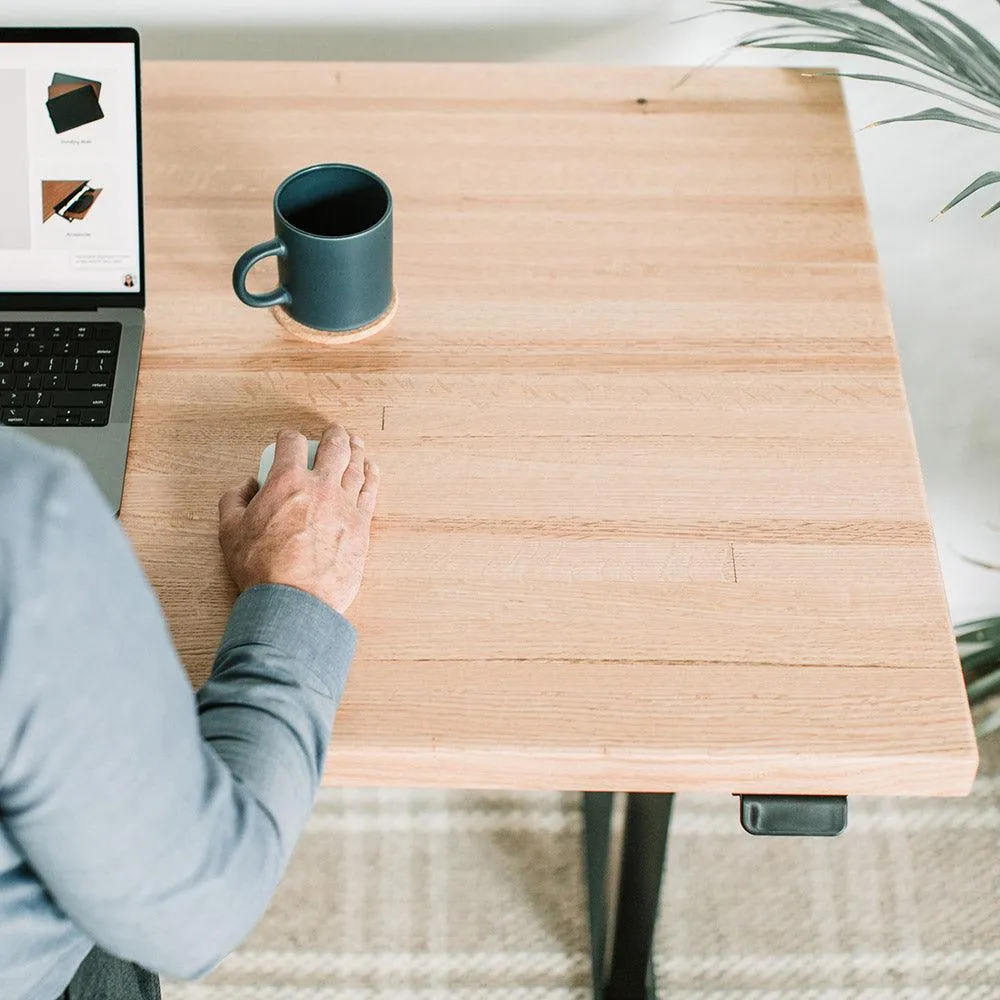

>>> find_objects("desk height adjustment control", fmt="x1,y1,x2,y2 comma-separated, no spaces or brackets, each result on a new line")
739,795,848,837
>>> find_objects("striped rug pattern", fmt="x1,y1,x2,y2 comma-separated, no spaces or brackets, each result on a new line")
163,738,1000,999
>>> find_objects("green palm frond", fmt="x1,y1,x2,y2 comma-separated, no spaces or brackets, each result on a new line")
803,71,1000,120
956,616,1000,738
864,107,1000,133
711,0,1000,217
955,618,1000,644
936,170,1000,218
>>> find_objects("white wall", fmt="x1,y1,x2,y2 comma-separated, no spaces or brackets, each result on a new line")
8,0,999,620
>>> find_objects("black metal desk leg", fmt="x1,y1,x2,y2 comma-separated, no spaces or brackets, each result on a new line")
583,792,674,1000
583,792,842,999
582,791,615,999
605,792,673,1000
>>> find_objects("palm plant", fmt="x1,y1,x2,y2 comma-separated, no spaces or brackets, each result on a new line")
957,620,1000,738
710,0,1000,217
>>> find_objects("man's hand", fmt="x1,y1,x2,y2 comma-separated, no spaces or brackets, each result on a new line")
218,424,380,615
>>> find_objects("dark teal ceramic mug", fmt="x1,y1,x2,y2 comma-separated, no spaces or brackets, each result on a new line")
233,163,393,333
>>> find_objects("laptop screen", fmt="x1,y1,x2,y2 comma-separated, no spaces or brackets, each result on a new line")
0,39,141,296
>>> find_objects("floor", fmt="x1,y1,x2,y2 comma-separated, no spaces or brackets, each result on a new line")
159,731,998,999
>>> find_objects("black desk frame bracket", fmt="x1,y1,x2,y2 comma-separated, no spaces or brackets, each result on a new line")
582,792,848,1000
739,794,848,837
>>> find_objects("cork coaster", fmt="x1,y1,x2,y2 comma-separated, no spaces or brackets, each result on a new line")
271,289,398,345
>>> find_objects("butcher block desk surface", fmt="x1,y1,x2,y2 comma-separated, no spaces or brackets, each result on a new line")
121,61,977,797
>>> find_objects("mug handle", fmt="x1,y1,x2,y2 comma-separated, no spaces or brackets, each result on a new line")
232,237,292,308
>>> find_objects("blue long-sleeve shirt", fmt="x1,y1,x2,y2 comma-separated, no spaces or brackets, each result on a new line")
0,429,357,1000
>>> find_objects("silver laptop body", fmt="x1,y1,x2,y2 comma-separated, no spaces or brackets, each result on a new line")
0,27,145,515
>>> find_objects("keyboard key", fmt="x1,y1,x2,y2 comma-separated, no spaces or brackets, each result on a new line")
67,374,111,391
50,391,110,408
0,313,120,413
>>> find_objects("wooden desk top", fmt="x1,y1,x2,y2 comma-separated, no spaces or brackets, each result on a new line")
125,61,977,796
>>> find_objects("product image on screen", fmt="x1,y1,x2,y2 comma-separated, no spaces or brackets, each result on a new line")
42,180,103,223
45,71,103,133
0,38,140,294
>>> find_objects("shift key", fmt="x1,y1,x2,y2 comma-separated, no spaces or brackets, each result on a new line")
51,391,110,408
67,374,112,391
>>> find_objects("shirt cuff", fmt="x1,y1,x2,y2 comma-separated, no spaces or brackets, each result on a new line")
216,584,357,702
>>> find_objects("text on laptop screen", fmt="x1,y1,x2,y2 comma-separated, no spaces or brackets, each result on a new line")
0,41,140,294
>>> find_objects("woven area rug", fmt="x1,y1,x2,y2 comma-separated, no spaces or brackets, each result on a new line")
162,736,1000,1000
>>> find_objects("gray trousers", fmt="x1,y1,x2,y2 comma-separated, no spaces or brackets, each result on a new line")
60,946,161,1000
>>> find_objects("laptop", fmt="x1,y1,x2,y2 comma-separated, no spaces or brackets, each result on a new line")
0,27,144,515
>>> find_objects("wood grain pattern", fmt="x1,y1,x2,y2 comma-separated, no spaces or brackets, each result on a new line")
125,62,977,795
41,179,83,221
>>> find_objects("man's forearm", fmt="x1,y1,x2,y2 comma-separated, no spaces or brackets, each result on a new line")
197,584,356,847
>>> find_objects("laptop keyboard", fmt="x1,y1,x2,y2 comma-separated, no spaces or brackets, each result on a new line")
1,321,120,428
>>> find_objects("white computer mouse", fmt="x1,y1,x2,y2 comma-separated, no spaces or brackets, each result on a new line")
258,439,320,485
